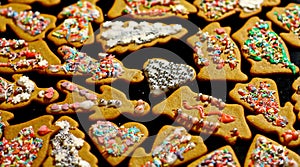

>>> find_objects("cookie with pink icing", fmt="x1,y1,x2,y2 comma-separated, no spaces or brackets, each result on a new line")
46,80,150,120
0,74,59,110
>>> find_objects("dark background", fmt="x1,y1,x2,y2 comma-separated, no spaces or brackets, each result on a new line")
0,0,300,166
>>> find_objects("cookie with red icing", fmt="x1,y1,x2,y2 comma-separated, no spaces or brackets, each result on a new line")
229,78,300,147
152,86,252,145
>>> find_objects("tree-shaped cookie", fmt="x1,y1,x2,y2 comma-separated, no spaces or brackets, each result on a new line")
232,17,299,76
46,80,150,120
267,3,300,48
108,0,197,19
193,0,280,21
43,116,98,167
96,20,188,54
0,38,61,74
0,74,59,110
0,115,56,166
89,120,148,166
187,22,248,82
152,86,252,145
129,125,207,167
0,3,56,41
187,145,241,166
143,58,196,96
291,77,300,121
229,78,300,147
0,110,14,138
244,134,300,166
46,45,144,85
47,0,104,48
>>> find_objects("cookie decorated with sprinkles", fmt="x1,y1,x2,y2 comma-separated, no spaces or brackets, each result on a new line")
96,20,188,54
89,121,149,166
291,77,300,121
143,58,196,96
187,145,241,167
152,86,252,145
129,125,207,167
229,78,300,147
46,45,144,85
0,110,14,138
232,16,299,76
0,74,59,110
244,134,300,167
46,80,150,120
47,0,104,48
187,22,248,82
0,3,56,41
43,116,98,167
267,3,300,48
108,0,197,19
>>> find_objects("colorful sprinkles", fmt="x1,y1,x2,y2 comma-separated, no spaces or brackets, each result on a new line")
238,81,288,127
198,0,238,20
198,148,237,167
242,20,296,74
123,0,188,16
274,5,300,39
0,126,43,166
142,127,196,166
90,121,144,157
249,136,297,166
194,28,239,69
0,7,50,35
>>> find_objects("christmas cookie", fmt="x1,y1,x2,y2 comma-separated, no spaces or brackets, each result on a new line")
152,86,252,145
143,58,196,96
0,38,61,74
47,0,104,48
186,22,248,82
43,116,98,167
267,3,300,48
46,45,144,85
46,80,150,120
0,115,56,166
0,74,59,110
0,110,14,138
229,78,300,147
187,145,240,167
0,3,56,41
129,125,207,167
89,121,148,166
108,0,197,19
291,77,300,120
8,0,60,7
96,20,188,54
193,0,280,21
245,134,300,166
232,17,298,76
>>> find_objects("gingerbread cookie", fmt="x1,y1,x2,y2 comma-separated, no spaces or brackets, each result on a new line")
291,77,300,120
46,80,150,120
187,145,241,167
108,0,197,19
0,38,61,74
8,0,60,7
267,3,300,48
232,17,298,76
229,78,300,147
0,3,56,41
43,116,98,167
0,110,14,138
129,125,207,167
96,20,188,54
0,115,56,166
245,134,300,166
0,74,59,110
89,121,148,166
46,45,144,85
186,22,248,82
143,58,196,96
152,86,252,145
193,0,280,21
47,0,104,48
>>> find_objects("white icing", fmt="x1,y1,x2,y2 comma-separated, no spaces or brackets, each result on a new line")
239,0,263,12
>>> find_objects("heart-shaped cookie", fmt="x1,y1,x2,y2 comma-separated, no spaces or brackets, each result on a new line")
89,121,148,166
129,125,207,167
143,58,196,96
